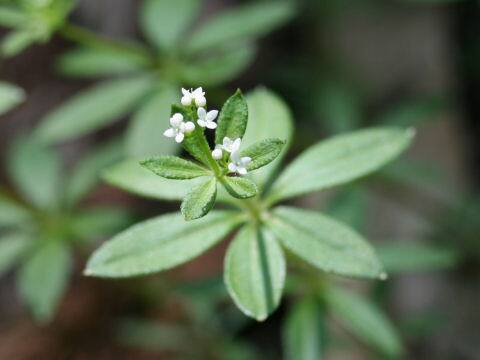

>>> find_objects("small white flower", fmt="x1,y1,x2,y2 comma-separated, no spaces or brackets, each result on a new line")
197,107,218,129
163,113,195,143
181,88,193,106
212,145,223,160
192,87,206,106
221,137,241,153
228,151,251,175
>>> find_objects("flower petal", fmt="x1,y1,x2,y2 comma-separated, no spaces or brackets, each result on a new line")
206,121,217,129
228,163,237,172
206,110,218,121
197,107,206,119
237,167,248,175
175,133,184,143
197,120,206,127
164,128,175,137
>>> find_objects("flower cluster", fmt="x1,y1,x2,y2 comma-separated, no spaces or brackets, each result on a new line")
164,87,251,175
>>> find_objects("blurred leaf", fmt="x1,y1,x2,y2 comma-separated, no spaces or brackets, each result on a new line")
215,89,248,145
0,193,32,229
316,82,362,135
85,211,242,278
182,42,256,86
0,81,25,115
7,136,61,210
1,29,36,57
243,87,293,187
0,233,31,275
69,207,132,243
56,47,150,78
268,127,414,204
267,207,384,279
64,138,123,207
325,286,402,357
0,6,27,27
225,225,285,321
283,298,324,360
181,177,217,221
187,1,295,52
18,241,72,323
376,242,458,274
140,0,200,50
35,76,154,144
375,97,444,128
325,187,369,232
125,87,179,158
102,160,205,201
117,318,190,352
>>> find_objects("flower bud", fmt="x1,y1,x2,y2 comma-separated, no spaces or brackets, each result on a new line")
181,95,192,106
195,96,206,107
212,148,223,160
184,121,195,133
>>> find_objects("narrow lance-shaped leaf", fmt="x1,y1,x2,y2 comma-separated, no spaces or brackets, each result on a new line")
268,127,414,204
215,90,248,145
221,176,257,199
267,206,385,279
0,233,31,275
0,81,25,115
325,286,402,357
186,1,295,52
141,156,210,180
85,211,242,278
283,298,324,360
34,76,154,144
140,0,200,50
224,225,286,321
17,241,72,323
0,193,33,229
181,177,217,221
240,138,285,171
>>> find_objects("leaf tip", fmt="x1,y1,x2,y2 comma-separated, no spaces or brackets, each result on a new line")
379,271,388,281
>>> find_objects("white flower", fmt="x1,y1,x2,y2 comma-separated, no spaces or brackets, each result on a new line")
197,107,218,129
212,145,223,160
228,151,251,175
181,88,193,106
221,137,241,153
163,113,195,143
192,87,206,106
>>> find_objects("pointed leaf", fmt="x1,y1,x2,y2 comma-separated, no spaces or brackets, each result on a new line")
221,176,257,199
215,89,248,145
18,241,72,323
0,193,33,229
34,76,154,144
0,233,31,275
224,225,285,321
141,0,200,50
267,207,384,279
85,210,242,277
0,81,25,115
186,1,295,52
181,177,217,220
241,138,285,171
325,286,402,357
283,298,324,360
268,127,414,203
141,156,210,179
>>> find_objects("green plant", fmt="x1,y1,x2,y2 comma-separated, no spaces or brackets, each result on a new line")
0,135,130,323
85,87,413,328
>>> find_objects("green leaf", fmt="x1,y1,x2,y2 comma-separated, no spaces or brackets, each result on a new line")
34,76,154,144
224,225,285,321
56,47,150,78
0,233,31,275
64,138,122,207
181,177,217,221
7,136,61,210
181,42,256,86
0,81,25,115
102,160,205,201
1,30,36,57
140,0,200,50
141,156,210,180
18,241,72,323
325,286,402,357
85,210,241,277
69,207,132,243
0,193,32,229
243,87,293,187
0,6,27,27
221,176,258,199
268,127,414,204
283,298,324,360
267,207,384,279
376,243,458,274
215,89,248,145
125,87,179,158
186,1,295,52
241,138,285,172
